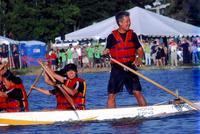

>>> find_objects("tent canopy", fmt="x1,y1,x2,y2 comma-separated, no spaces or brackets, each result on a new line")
65,6,200,40
0,36,19,45
20,40,46,46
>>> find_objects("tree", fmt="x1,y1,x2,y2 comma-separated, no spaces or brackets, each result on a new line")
167,0,200,26
0,0,9,36
0,0,199,42
2,0,80,42
71,0,142,30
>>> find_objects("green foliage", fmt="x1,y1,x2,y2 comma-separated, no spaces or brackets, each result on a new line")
72,0,138,30
0,0,80,42
0,0,199,43
167,0,200,26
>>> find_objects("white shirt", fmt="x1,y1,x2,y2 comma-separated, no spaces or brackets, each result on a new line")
76,48,82,56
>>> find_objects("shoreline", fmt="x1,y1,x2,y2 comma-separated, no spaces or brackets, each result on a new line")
13,64,200,76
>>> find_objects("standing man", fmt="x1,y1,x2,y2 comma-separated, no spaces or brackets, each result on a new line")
103,11,147,108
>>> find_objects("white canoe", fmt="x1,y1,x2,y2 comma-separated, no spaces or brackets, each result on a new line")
0,102,199,126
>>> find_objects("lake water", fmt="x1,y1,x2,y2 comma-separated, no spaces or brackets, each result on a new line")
0,68,200,134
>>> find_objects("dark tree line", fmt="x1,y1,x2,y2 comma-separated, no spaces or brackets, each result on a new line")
0,0,199,43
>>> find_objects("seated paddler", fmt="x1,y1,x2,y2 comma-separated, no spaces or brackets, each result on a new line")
32,63,87,110
0,67,29,112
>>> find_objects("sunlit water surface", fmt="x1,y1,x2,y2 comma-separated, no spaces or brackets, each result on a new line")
0,68,200,134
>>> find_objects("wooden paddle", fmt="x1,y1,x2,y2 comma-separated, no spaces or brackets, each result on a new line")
38,60,77,111
27,69,44,97
111,58,200,110
0,62,8,72
0,64,5,71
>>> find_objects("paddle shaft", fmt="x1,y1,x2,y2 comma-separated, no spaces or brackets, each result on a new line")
38,61,77,110
0,63,8,72
0,64,5,70
111,58,200,110
39,61,56,83
27,69,44,97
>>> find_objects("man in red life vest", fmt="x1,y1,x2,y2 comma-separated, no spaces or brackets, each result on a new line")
32,63,86,110
103,11,147,108
0,69,29,112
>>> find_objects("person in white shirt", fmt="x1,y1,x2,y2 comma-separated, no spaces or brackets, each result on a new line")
76,45,82,68
169,39,178,66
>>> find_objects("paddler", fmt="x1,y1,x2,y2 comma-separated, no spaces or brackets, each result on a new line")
0,66,29,112
32,63,87,110
103,11,147,108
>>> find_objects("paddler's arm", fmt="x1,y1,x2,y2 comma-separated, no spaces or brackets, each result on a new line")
31,86,52,96
61,84,78,96
103,33,112,56
44,65,65,83
0,90,23,102
61,81,82,96
0,65,7,76
53,74,66,83
44,72,56,86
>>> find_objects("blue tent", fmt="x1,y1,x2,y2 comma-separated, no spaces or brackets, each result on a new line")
19,40,47,66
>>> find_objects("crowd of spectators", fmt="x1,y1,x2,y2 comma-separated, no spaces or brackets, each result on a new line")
0,44,21,69
47,43,110,71
47,36,200,71
1,36,199,71
142,36,200,67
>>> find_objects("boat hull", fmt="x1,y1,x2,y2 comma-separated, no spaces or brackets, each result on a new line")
0,102,199,126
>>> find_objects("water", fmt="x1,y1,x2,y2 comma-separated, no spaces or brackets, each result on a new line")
0,68,200,134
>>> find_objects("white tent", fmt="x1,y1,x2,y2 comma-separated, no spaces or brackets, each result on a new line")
0,36,19,45
0,36,19,68
65,6,200,40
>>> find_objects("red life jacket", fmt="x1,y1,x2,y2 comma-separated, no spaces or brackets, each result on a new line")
0,81,7,92
0,83,29,112
55,78,86,110
15,84,29,112
0,97,20,112
110,30,136,63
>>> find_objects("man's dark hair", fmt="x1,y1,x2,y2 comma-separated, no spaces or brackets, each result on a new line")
115,11,130,26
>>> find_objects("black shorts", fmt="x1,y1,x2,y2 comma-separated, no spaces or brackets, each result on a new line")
107,63,142,95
